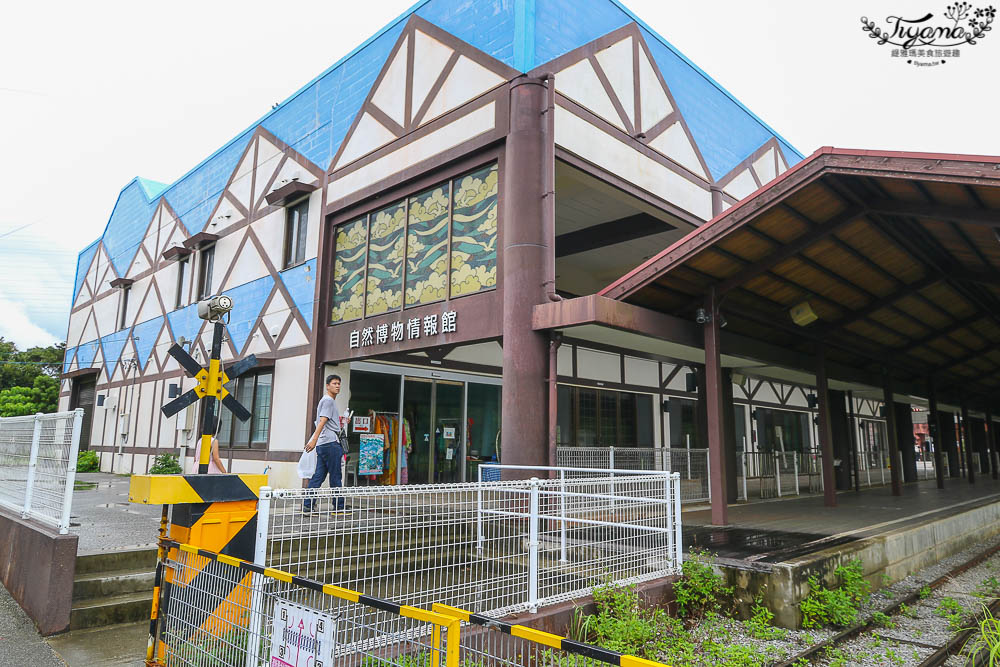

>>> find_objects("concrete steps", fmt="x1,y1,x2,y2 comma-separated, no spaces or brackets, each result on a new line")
70,548,157,630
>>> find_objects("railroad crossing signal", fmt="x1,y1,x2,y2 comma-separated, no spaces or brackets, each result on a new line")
161,319,257,473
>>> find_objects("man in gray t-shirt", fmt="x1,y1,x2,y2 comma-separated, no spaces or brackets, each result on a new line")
304,374,345,512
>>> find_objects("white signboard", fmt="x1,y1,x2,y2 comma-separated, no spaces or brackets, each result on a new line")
352,416,371,433
270,599,336,667
349,310,457,349
443,427,456,439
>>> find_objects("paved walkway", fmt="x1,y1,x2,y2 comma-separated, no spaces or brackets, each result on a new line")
0,582,64,666
46,622,146,666
70,473,161,555
681,475,1000,561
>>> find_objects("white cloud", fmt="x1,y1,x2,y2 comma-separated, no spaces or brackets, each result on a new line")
0,294,60,348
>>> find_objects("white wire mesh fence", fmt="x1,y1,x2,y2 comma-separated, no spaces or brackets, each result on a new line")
0,409,83,533
261,470,681,622
736,451,822,501
554,446,709,503
155,542,664,667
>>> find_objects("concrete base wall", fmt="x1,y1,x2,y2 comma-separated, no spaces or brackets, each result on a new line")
0,508,78,635
723,498,1000,628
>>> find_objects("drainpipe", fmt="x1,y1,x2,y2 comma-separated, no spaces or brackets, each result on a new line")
548,333,562,467
539,72,561,304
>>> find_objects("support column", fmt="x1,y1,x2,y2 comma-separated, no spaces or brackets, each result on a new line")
961,400,975,484
816,348,836,507
990,407,999,481
895,402,917,483
703,288,728,525
943,411,961,477
882,371,902,496
927,378,944,489
721,369,738,503
829,390,852,490
847,390,860,492
501,75,552,471
547,334,561,467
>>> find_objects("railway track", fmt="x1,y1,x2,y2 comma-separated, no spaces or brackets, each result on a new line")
775,540,1000,666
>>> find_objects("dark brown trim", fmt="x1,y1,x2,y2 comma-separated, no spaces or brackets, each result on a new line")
264,180,319,207
109,278,133,289
410,52,460,128
161,245,192,261
182,232,219,250
61,367,99,380
587,53,634,136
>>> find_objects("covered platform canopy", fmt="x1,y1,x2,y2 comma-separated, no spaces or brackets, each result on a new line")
537,147,1000,525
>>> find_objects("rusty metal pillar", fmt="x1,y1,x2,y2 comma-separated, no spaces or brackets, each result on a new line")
961,400,975,484
547,333,562,467
815,347,837,507
847,390,860,492
703,287,728,525
927,378,944,489
882,371,902,496
501,75,552,471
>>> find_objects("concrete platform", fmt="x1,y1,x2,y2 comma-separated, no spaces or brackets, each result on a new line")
684,476,1000,628
69,473,162,555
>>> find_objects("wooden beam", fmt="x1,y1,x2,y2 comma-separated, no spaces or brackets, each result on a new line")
555,213,674,258
715,205,867,295
868,199,1000,227
813,274,941,337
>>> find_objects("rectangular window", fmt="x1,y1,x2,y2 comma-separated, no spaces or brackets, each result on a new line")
175,256,190,309
118,285,130,330
283,199,309,269
365,202,405,317
329,161,499,324
331,217,368,323
198,244,215,300
560,385,654,447
215,370,273,448
450,163,498,297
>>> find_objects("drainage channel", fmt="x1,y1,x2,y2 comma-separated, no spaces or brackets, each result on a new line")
775,539,1000,666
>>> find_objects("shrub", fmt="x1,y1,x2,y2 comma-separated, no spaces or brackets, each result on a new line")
149,454,182,475
76,450,100,472
800,560,871,629
745,599,787,640
673,550,733,618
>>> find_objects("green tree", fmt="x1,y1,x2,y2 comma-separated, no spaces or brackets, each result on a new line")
0,375,59,416
0,338,65,394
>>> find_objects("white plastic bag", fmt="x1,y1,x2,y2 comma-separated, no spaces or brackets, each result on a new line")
297,448,317,479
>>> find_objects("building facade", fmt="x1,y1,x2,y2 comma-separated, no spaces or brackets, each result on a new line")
60,0,841,488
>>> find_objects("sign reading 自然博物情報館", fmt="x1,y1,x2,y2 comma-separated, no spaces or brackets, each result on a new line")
349,310,457,349
269,599,336,667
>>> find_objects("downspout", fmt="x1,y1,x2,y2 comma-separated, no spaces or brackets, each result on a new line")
540,72,562,303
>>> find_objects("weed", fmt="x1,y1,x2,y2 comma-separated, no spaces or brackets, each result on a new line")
673,550,733,618
962,603,1000,666
977,576,1000,599
884,647,904,665
936,597,965,632
899,603,917,619
918,585,932,600
799,560,871,629
744,598,786,641
872,611,896,629
823,645,850,667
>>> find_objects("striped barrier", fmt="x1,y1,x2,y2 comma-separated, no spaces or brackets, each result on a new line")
152,539,672,667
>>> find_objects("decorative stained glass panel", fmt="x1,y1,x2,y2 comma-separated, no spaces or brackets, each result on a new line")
451,164,498,297
405,186,450,307
331,217,367,323
365,202,405,317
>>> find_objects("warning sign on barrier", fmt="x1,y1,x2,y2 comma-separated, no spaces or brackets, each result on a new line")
270,599,336,667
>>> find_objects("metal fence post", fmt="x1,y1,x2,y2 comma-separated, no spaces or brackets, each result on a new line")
794,452,800,496
476,466,484,554
742,452,748,502
247,486,271,667
58,409,84,534
528,478,539,612
663,472,673,565
775,453,782,497
559,470,567,562
22,413,43,521
686,434,692,480
673,472,683,569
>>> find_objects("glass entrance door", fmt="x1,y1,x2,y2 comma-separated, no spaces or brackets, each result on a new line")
402,378,465,484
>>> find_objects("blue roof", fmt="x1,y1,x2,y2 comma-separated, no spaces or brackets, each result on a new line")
73,0,801,303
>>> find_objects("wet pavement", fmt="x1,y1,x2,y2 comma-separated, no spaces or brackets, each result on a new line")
0,581,64,666
45,621,147,666
682,476,1000,562
69,473,162,555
